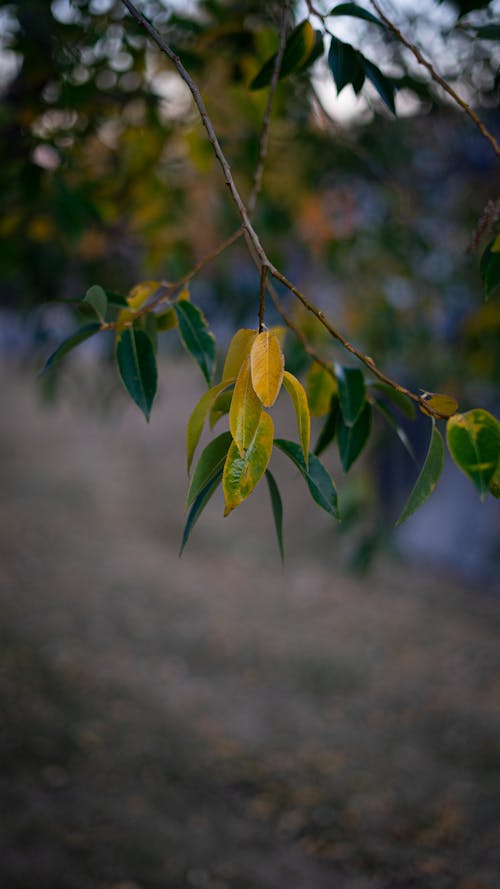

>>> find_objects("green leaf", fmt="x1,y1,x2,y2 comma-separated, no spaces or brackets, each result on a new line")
174,299,216,385
186,379,235,473
489,460,500,498
180,470,222,556
369,382,416,419
473,24,500,40
137,312,158,353
373,399,417,463
83,284,107,321
314,396,340,456
362,57,396,113
328,36,365,94
265,469,284,563
104,290,128,308
116,327,158,421
156,307,177,332
230,355,263,456
41,322,101,374
298,29,324,72
251,19,317,90
396,423,444,525
328,3,385,27
446,409,500,498
186,431,232,507
480,240,500,300
336,364,366,426
338,402,372,471
209,388,233,428
274,438,340,519
223,412,274,514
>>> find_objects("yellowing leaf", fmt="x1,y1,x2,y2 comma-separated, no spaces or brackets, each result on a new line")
223,412,274,515
186,379,235,473
283,371,311,468
250,330,284,407
420,392,458,418
492,234,500,253
229,356,263,456
127,281,163,310
222,328,257,381
115,307,135,335
306,362,337,417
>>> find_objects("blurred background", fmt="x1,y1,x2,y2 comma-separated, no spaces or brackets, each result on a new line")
1,1,500,887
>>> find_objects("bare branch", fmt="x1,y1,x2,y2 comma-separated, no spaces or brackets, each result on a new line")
248,2,290,216
369,0,500,160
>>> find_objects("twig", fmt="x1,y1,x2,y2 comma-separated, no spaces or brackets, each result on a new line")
248,3,290,216
369,0,500,160
258,265,268,332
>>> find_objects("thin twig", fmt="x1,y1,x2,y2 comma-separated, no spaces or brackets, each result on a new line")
248,3,290,216
369,0,500,160
258,265,268,332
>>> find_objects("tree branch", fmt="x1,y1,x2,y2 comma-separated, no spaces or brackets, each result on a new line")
369,0,500,160
248,2,290,217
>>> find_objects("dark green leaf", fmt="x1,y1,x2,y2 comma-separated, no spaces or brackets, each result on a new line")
41,322,101,374
328,37,365,94
251,20,317,90
370,382,416,419
472,24,500,39
180,470,223,556
396,423,444,525
137,312,158,353
105,290,128,308
336,364,366,425
116,327,157,421
274,438,340,519
314,396,340,455
265,469,284,563
329,3,385,27
447,409,500,498
187,431,232,507
373,399,417,463
298,30,324,72
480,240,500,300
338,402,372,471
362,57,396,113
174,299,216,385
83,284,107,321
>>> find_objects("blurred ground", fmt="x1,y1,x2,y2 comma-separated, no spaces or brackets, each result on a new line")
1,362,500,889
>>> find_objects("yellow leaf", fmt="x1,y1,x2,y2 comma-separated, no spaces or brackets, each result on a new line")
492,234,500,253
222,328,257,381
127,281,163,310
209,388,233,428
223,412,274,515
250,330,284,407
420,393,458,418
115,307,135,337
283,371,311,468
270,326,287,345
186,379,235,473
229,356,263,456
306,362,337,417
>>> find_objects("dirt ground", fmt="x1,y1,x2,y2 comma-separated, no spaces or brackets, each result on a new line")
1,363,500,889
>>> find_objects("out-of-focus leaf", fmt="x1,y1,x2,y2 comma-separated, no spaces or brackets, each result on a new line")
328,36,365,94
471,23,500,39
480,240,500,300
222,328,257,380
250,330,284,407
373,399,417,463
180,470,222,556
314,396,340,456
174,299,216,385
338,402,372,471
336,364,366,426
137,312,158,353
447,409,500,497
127,280,163,310
489,460,500,498
396,423,444,525
362,57,396,113
223,413,274,514
274,438,339,519
41,323,101,374
187,431,232,507
265,469,284,563
283,371,311,467
156,307,177,332
230,356,263,455
329,3,385,27
306,362,337,417
186,379,235,472
83,285,107,321
370,382,416,419
250,19,317,90
116,327,157,421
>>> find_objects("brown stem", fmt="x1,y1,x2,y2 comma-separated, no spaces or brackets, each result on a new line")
248,3,290,216
369,0,500,160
